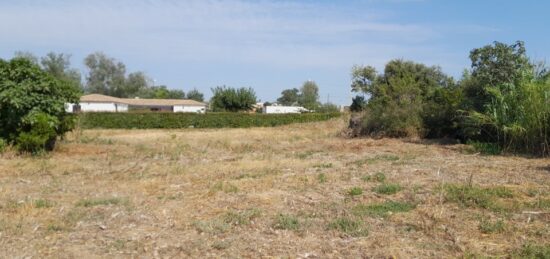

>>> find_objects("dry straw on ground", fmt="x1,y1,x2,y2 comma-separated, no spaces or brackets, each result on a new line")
0,118,548,258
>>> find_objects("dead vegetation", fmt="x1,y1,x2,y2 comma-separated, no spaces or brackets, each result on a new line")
0,118,548,258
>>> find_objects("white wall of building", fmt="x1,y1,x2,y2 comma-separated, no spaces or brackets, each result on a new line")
264,106,307,114
66,102,128,112
173,105,206,113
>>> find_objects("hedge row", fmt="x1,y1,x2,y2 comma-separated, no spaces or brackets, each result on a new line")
77,112,341,129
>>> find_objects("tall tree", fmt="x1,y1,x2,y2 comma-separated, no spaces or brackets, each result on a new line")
84,52,127,97
299,80,319,110
277,88,300,105
210,86,256,112
125,72,150,98
186,88,204,102
40,52,82,89
465,41,533,112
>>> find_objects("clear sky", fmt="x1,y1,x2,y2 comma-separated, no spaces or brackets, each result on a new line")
1,0,548,104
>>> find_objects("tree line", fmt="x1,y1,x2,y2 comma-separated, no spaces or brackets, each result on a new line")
349,41,550,156
13,51,205,102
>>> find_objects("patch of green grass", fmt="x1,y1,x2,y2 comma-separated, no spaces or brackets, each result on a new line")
33,199,54,208
193,220,230,234
317,173,327,183
443,184,515,211
372,183,402,195
352,201,416,218
46,223,64,232
273,214,300,231
347,187,363,196
296,151,315,159
478,218,505,234
512,243,550,259
362,172,386,182
313,163,333,169
467,141,502,155
76,197,125,207
209,182,239,194
223,208,261,226
327,217,368,237
530,199,550,210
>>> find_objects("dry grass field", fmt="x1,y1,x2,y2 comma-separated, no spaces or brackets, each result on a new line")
1,118,549,258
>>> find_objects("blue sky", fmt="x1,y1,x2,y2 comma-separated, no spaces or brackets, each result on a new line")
1,0,548,104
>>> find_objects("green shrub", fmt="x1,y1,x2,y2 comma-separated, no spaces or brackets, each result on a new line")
273,214,300,230
0,138,6,153
478,218,505,234
347,187,363,196
0,58,80,153
78,112,341,129
352,201,416,218
372,183,402,195
16,112,58,153
443,184,514,211
327,217,368,237
512,243,550,259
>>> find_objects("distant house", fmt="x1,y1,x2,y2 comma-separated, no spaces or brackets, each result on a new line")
66,94,207,113
263,105,309,114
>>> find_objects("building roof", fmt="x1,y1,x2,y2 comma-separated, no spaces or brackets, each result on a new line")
80,94,206,106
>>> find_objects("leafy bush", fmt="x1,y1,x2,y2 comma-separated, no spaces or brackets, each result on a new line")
78,112,341,129
351,60,456,138
0,138,6,153
210,86,257,112
0,58,80,153
350,95,367,112
464,78,550,156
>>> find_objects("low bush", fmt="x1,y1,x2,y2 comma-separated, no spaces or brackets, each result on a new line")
0,138,6,153
77,112,341,129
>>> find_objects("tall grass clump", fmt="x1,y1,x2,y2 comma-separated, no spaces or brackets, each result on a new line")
464,78,550,156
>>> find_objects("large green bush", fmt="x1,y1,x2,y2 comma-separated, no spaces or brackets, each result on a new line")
351,60,456,138
0,58,80,153
210,86,257,112
77,112,341,129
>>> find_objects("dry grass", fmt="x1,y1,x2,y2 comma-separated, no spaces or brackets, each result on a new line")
0,118,549,258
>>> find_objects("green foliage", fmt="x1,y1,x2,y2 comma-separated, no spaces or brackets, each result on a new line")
478,218,505,234
0,58,80,153
137,85,185,99
34,199,54,208
443,184,514,211
350,41,549,157
463,77,550,156
222,209,261,226
78,112,340,129
465,41,532,112
186,88,204,102
361,172,386,182
0,138,6,153
210,86,257,112
327,217,368,237
273,214,300,230
317,103,340,113
352,60,455,138
372,183,402,195
84,52,129,97
350,95,367,112
467,141,502,155
512,243,550,259
299,80,320,110
277,88,300,106
76,197,125,207
347,187,363,196
352,201,416,218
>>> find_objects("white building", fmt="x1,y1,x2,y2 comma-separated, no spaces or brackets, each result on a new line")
66,94,207,113
263,105,309,114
